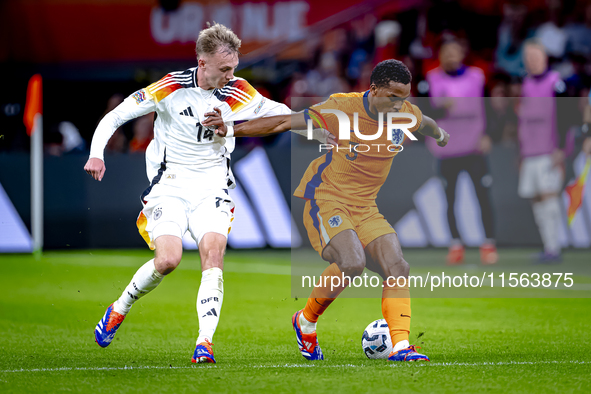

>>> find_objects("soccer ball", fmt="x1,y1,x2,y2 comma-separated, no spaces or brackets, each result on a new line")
361,319,392,359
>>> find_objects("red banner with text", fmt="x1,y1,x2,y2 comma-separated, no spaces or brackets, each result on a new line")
2,0,418,63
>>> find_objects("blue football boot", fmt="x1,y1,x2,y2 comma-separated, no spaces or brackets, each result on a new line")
95,304,125,348
388,345,430,362
192,339,215,363
292,310,324,360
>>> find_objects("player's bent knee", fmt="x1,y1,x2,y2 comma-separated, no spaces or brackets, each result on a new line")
338,252,366,278
154,253,182,275
154,245,183,274
153,232,183,275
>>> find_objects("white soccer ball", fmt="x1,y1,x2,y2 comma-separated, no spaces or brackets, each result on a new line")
361,319,392,359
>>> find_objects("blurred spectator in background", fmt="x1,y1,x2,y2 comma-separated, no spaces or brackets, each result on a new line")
129,113,154,152
58,121,86,154
409,6,433,62
44,127,63,157
374,20,402,64
534,0,567,62
352,62,373,93
564,53,591,96
495,2,529,77
44,121,85,156
306,54,350,97
284,72,310,105
423,38,497,265
0,102,26,152
486,73,519,145
564,2,591,59
346,14,377,82
517,39,568,263
298,28,351,97
104,94,129,153
582,90,591,155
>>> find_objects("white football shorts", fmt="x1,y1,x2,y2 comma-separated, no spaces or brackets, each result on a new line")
518,154,564,199
137,185,235,249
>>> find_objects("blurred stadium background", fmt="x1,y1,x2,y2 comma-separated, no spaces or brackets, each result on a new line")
1,0,591,253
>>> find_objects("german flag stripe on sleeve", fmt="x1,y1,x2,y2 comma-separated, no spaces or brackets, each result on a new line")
214,79,257,113
145,69,196,103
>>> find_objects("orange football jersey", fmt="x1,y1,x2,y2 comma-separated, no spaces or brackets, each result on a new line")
294,91,423,206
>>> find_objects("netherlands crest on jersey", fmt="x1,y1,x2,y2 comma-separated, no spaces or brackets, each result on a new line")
133,89,146,105
328,215,342,228
391,128,404,145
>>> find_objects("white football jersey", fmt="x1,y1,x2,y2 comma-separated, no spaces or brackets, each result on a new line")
89,67,291,192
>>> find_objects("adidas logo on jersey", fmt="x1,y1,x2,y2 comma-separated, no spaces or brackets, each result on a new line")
202,308,217,317
179,106,194,117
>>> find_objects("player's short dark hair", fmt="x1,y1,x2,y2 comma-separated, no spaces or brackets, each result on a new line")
370,59,412,88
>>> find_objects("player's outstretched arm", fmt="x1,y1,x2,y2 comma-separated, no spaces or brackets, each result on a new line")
417,114,450,147
207,108,336,144
84,85,158,181
207,108,296,137
235,114,293,137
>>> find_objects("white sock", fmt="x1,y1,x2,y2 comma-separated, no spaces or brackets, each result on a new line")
541,197,562,254
450,238,462,247
393,339,410,352
299,312,317,334
533,199,562,255
196,267,224,344
113,259,164,316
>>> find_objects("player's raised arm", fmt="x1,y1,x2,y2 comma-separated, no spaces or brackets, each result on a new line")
84,87,157,181
237,112,305,136
417,114,450,147
204,108,292,137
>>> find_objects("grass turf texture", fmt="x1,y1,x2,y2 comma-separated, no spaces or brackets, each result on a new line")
0,249,590,393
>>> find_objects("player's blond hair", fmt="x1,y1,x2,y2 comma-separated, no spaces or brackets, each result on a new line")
195,22,242,59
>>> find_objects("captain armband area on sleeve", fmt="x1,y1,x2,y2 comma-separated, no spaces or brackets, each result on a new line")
303,108,328,129
303,109,311,124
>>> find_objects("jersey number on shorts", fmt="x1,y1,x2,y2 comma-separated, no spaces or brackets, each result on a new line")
196,123,214,143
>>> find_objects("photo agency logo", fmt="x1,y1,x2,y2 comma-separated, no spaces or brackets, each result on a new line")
306,109,418,153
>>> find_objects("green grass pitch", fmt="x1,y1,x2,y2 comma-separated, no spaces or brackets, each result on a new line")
0,249,590,393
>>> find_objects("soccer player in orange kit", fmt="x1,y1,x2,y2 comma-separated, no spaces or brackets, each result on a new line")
206,59,450,362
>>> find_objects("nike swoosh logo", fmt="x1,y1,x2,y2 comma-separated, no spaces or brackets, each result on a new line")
400,314,411,318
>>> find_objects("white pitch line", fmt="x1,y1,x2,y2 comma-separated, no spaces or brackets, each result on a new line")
0,360,589,374
1,365,204,373
389,360,591,368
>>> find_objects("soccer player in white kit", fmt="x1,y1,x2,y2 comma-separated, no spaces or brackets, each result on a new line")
84,23,328,363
